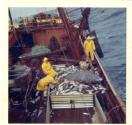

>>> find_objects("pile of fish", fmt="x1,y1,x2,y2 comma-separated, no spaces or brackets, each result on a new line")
50,64,106,95
54,65,79,80
50,79,106,95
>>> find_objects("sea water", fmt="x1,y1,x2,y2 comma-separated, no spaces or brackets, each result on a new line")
89,8,126,103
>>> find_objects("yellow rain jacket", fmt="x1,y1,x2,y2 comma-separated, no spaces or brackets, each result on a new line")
36,75,58,91
41,61,58,78
83,36,96,61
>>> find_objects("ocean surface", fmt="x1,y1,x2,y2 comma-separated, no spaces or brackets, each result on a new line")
89,8,126,103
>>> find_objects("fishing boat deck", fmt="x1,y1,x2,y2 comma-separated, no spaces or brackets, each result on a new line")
50,107,106,123
49,89,107,123
8,60,125,123
51,108,94,123
43,62,107,123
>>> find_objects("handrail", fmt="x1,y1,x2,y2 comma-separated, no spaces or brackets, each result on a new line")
94,52,126,114
107,105,125,117
45,87,51,123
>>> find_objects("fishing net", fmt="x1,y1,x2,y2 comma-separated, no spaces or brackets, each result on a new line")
65,70,102,84
22,45,51,57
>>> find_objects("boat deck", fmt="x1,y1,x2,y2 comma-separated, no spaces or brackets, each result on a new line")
50,107,106,123
8,59,125,123
51,108,94,123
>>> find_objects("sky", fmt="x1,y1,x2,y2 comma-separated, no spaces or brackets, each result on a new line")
9,7,57,20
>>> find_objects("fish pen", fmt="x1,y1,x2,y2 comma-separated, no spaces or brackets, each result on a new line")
44,61,125,123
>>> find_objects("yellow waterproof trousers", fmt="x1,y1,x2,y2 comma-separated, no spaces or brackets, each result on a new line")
84,39,95,61
86,50,95,61
36,75,58,91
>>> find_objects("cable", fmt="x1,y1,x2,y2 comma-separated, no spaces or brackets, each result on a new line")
50,9,69,65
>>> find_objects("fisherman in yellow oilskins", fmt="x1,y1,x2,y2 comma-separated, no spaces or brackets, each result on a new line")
36,57,58,91
83,36,96,62
36,75,58,91
41,57,58,78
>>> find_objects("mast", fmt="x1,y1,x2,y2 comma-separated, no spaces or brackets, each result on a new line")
8,8,19,43
57,8,81,60
9,8,13,26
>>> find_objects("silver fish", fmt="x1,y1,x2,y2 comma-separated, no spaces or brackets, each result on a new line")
50,65,106,96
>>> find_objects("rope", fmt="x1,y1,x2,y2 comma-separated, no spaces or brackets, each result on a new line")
10,9,24,47
51,9,69,65
107,105,125,120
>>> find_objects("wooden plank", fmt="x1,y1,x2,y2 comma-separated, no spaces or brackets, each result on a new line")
94,95,107,123
52,105,94,109
50,108,94,123
51,94,93,98
51,94,94,109
51,100,93,103
51,97,93,100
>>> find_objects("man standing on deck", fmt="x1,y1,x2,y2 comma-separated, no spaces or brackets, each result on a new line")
83,36,96,62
